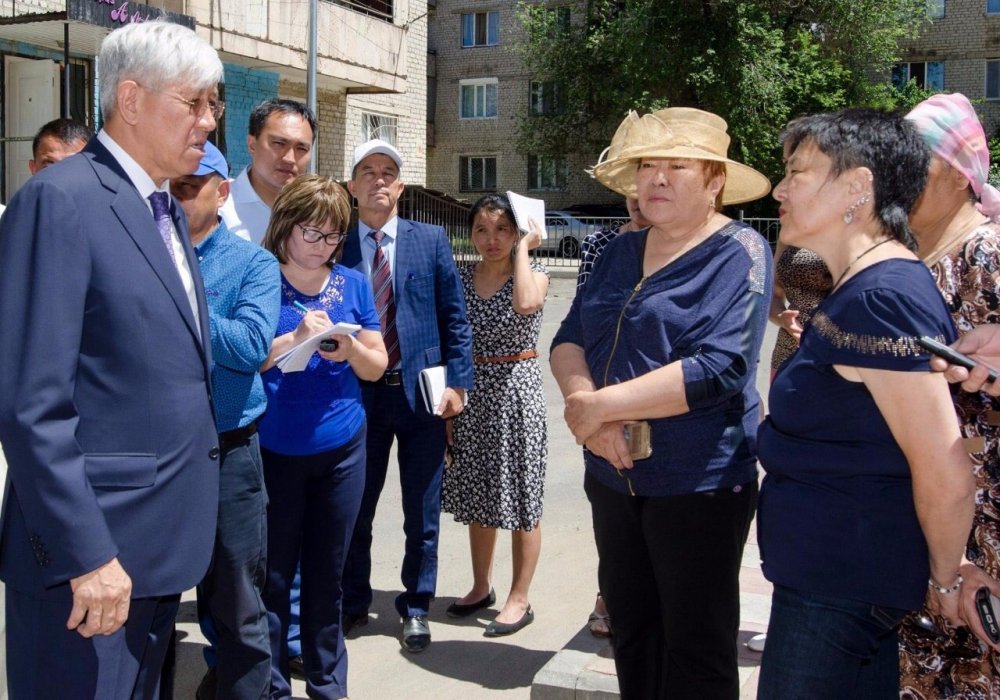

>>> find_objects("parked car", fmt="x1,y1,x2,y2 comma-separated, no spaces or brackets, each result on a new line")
566,203,629,218
538,210,601,258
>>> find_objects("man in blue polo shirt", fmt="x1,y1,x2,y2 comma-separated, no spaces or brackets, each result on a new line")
172,143,280,700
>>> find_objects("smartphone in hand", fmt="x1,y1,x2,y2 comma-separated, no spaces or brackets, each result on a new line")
918,336,999,383
976,587,1000,645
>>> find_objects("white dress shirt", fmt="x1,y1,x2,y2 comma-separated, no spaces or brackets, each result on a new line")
219,166,272,245
96,130,200,336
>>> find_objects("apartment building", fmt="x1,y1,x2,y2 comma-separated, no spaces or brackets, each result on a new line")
425,0,620,209
0,0,428,201
896,0,1000,133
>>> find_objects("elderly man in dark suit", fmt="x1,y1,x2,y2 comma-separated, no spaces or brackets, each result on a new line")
0,20,223,699
341,140,473,653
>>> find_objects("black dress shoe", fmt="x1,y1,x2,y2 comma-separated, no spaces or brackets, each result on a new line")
288,654,305,679
446,589,497,618
401,615,431,653
343,610,369,636
484,606,534,637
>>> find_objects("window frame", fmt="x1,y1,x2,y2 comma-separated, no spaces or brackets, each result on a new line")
459,155,498,192
892,60,944,91
987,59,1000,100
461,11,500,47
529,80,561,116
360,110,399,146
459,78,499,120
928,0,945,18
527,154,568,191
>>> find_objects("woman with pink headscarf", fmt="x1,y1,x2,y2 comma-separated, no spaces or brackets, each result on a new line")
899,92,1000,697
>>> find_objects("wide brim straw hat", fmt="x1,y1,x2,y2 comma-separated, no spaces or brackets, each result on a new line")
590,107,772,205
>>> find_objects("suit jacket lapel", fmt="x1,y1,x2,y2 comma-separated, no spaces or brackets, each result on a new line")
87,141,204,349
393,218,412,299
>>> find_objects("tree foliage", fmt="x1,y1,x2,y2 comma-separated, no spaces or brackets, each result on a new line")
515,0,930,209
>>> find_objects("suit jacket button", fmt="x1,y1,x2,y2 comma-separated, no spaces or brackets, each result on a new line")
209,447,220,460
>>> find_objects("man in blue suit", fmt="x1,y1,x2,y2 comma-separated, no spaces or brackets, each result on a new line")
341,140,473,653
0,21,223,699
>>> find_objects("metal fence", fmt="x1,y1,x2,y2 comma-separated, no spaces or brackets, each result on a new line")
398,190,781,268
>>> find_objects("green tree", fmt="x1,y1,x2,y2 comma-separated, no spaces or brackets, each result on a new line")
516,0,930,212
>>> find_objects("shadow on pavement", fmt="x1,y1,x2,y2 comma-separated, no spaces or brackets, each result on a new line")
396,640,555,690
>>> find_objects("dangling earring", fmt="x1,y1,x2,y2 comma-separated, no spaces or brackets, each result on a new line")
843,192,872,225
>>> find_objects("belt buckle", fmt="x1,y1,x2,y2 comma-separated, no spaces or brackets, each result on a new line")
384,371,402,386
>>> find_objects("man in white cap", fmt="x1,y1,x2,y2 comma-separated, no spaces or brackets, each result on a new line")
340,140,473,653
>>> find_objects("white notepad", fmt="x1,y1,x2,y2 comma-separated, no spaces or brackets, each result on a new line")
506,191,547,240
274,322,362,373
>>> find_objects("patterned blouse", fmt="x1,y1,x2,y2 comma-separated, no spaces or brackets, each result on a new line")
770,246,833,372
899,223,1000,699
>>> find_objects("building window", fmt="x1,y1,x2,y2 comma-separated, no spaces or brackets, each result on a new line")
530,81,561,115
460,156,497,192
988,60,1000,100
360,111,398,145
323,0,393,22
547,6,571,31
460,79,498,119
892,61,944,91
928,0,945,18
528,155,567,191
462,11,499,47
990,0,1000,13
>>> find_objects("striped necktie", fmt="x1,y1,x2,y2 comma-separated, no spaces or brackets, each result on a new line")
370,230,401,370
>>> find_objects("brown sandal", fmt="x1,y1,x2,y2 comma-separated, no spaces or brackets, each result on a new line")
588,593,612,638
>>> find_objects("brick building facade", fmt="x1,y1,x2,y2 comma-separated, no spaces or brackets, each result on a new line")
0,0,428,200
897,0,1000,134
425,0,621,209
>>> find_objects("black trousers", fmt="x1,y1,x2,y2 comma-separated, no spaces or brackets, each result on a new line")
585,471,757,700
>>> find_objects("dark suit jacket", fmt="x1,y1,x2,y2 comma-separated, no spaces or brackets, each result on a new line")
341,218,473,410
0,138,219,600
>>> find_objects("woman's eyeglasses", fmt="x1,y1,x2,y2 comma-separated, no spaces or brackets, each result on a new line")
298,224,344,246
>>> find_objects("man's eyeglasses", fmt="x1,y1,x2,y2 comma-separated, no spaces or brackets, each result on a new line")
141,85,225,121
298,224,344,246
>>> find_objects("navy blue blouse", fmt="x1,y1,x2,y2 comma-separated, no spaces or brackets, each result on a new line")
758,258,958,611
552,220,773,497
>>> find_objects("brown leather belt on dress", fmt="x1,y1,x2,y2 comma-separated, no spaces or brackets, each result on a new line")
473,349,538,364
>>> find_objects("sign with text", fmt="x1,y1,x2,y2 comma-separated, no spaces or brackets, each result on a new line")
68,0,195,31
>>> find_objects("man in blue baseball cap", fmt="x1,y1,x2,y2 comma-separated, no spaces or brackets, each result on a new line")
171,141,281,700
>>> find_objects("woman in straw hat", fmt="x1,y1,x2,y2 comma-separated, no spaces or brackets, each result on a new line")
897,93,1000,698
755,109,975,699
551,107,773,699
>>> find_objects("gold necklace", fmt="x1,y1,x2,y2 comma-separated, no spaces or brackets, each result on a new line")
831,239,892,292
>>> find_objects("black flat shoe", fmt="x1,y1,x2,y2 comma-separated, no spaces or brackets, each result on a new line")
484,606,534,637
401,615,431,653
343,610,369,636
446,589,497,618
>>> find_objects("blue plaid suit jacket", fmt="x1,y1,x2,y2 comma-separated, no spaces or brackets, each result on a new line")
342,217,473,410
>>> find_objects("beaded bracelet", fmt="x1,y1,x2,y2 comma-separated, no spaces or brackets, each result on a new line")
928,573,963,594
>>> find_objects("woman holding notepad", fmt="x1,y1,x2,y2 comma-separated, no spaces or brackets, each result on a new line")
258,175,386,699
441,193,549,637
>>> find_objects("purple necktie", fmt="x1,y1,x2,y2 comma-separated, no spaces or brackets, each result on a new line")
148,191,177,265
370,231,401,370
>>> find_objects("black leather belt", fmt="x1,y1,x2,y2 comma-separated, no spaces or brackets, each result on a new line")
380,370,403,386
219,421,258,452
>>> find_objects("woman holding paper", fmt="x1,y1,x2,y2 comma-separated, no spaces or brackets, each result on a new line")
259,174,386,699
441,193,549,637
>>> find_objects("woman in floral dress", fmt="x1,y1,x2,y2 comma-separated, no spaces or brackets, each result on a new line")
441,194,549,637
898,93,1000,698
